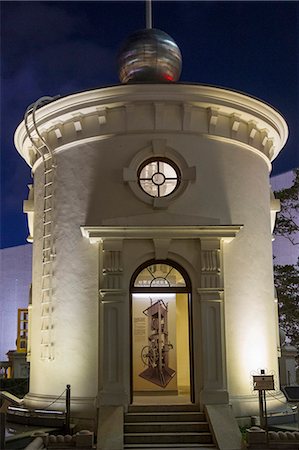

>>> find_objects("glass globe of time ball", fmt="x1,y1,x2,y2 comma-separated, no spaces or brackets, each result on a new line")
118,28,182,83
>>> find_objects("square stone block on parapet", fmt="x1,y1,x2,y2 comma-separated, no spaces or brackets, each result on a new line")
75,430,94,448
246,426,267,448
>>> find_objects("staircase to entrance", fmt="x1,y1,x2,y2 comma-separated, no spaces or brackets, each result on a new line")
124,404,217,448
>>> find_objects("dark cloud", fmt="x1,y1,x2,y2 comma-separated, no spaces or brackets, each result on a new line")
2,2,116,89
2,2,88,74
34,40,116,90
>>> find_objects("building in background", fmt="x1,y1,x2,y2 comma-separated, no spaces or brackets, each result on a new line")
0,245,32,361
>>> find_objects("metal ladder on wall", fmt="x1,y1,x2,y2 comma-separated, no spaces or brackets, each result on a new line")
24,96,59,361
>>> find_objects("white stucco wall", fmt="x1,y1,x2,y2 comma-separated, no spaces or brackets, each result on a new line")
14,84,288,420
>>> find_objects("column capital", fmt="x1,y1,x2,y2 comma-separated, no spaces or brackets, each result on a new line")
197,289,224,302
200,237,221,250
99,289,126,301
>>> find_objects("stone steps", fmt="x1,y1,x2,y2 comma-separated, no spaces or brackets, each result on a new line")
128,404,200,412
126,412,206,423
124,445,216,449
124,405,216,448
125,422,210,433
125,432,213,444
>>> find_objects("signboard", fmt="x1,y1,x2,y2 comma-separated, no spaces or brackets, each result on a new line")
253,375,274,391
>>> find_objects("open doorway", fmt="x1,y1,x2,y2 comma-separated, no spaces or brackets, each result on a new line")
130,260,193,404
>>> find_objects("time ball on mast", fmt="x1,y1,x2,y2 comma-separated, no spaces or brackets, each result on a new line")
118,0,182,83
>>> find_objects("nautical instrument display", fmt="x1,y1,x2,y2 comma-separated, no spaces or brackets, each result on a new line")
139,299,176,388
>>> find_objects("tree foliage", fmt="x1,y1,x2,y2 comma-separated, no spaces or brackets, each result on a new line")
274,169,299,245
274,263,299,346
273,169,299,347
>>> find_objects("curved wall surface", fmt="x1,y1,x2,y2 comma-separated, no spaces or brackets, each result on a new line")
15,84,288,421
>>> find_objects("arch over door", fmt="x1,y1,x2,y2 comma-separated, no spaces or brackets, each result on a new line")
131,259,191,292
130,259,194,403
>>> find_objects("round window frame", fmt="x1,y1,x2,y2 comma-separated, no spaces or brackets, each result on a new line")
123,140,196,209
137,157,181,198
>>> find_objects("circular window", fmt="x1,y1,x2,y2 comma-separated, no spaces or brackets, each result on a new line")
138,158,180,198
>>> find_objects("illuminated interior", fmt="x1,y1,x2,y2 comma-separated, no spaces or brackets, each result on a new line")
134,263,186,288
131,262,191,403
138,158,180,198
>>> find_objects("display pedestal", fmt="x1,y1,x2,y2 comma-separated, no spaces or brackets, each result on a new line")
139,366,176,388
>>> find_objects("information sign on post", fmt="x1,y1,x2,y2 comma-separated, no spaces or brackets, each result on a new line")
252,371,275,444
253,375,275,391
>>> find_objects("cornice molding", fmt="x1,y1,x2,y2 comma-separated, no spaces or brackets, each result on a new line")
15,84,288,170
80,225,243,244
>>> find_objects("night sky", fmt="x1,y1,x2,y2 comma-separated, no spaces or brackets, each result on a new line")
1,1,298,249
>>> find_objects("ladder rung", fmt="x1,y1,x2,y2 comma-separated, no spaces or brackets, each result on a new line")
42,247,51,252
44,195,52,200
42,254,56,259
36,145,45,152
44,182,53,187
42,260,52,265
43,221,52,226
44,169,53,174
44,208,52,213
42,274,51,278
43,234,51,239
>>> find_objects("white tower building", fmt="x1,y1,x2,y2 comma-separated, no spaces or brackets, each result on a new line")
15,25,288,449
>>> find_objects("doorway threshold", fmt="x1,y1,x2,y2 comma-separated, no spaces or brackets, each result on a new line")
133,394,191,405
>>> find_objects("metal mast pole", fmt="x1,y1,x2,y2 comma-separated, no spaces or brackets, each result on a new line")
146,0,152,29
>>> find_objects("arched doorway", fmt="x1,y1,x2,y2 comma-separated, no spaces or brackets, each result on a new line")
130,259,194,404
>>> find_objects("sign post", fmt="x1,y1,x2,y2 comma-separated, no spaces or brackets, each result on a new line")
253,370,275,446
65,384,71,435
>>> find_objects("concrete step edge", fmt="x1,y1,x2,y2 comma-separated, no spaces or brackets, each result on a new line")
126,411,203,414
124,446,216,449
124,432,213,436
125,412,205,418
125,421,209,425
124,445,216,449
128,405,201,412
